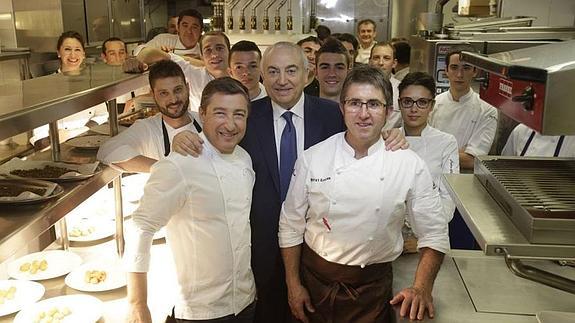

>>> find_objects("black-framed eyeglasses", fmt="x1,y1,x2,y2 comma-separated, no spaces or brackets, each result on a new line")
343,98,386,111
399,97,434,109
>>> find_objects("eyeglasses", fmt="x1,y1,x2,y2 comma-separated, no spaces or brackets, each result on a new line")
399,97,434,109
343,98,386,112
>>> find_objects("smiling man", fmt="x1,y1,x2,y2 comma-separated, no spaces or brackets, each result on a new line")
134,9,203,58
355,19,377,64
279,66,449,323
97,60,201,173
125,77,256,323
315,38,351,102
369,42,402,129
101,37,127,66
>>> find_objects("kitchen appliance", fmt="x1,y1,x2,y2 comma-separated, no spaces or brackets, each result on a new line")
454,40,575,293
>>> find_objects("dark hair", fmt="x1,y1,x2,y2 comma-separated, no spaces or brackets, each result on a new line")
315,25,331,42
334,33,359,51
340,65,393,108
370,42,395,60
199,77,250,113
101,37,126,55
445,45,476,68
357,19,376,31
398,72,436,98
316,38,351,67
229,40,261,63
392,41,410,65
199,31,230,55
57,31,84,51
178,9,204,29
297,36,320,46
148,60,187,89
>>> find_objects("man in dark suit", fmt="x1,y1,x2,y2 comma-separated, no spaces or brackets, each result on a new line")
172,42,406,323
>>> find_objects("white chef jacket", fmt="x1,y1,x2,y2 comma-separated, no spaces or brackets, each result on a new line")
502,123,575,157
355,41,376,65
383,76,402,130
430,89,498,157
403,125,459,221
97,112,200,170
278,133,450,266
124,132,256,320
133,33,200,57
252,83,268,101
170,53,214,112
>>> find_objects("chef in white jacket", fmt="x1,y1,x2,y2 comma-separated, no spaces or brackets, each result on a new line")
399,71,459,222
502,123,575,157
125,77,256,322
97,60,201,173
429,47,498,170
368,42,402,130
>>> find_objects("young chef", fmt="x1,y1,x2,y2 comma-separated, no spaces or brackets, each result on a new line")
368,42,402,129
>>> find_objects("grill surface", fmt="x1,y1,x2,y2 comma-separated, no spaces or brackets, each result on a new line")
481,159,575,219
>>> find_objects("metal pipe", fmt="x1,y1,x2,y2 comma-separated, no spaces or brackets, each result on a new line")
59,220,69,251
309,0,317,31
264,0,280,31
227,0,242,31
286,0,292,31
114,176,125,257
251,0,267,31
434,0,450,14
275,0,289,31
503,249,575,294
241,0,257,30
48,121,60,162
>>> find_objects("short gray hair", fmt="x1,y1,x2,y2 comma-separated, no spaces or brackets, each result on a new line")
261,41,308,72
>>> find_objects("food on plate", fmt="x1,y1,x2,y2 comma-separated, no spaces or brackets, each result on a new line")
19,259,48,274
69,226,95,237
84,270,107,284
10,165,75,178
0,185,45,197
34,306,71,323
0,286,17,304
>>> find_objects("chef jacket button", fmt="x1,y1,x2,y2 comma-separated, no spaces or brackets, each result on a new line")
375,207,380,212
336,171,341,175
332,201,337,205
323,252,328,257
379,177,384,181
360,264,365,268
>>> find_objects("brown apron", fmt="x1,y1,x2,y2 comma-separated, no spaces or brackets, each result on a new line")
300,244,395,323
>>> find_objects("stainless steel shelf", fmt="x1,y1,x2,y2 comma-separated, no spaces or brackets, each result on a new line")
444,174,575,259
0,146,121,263
0,64,148,141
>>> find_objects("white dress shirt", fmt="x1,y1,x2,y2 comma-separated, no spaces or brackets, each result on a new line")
502,123,575,157
97,112,200,170
430,89,498,157
124,132,256,320
403,125,459,221
133,33,200,57
170,53,214,112
279,133,450,266
383,76,402,130
271,94,306,166
252,83,268,101
355,41,376,65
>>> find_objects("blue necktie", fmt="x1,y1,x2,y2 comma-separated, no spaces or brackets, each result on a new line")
280,111,297,202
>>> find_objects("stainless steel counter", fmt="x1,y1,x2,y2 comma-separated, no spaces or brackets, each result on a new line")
0,64,148,141
394,250,574,323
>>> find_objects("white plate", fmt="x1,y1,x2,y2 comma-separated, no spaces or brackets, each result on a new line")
65,135,109,150
65,260,126,292
68,218,115,242
13,294,103,323
0,280,45,317
7,250,83,281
